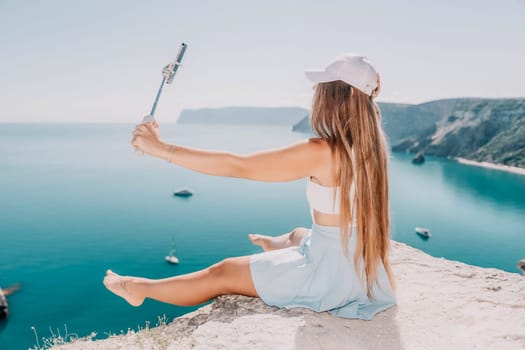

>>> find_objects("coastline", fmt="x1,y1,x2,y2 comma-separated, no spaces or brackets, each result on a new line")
455,157,525,176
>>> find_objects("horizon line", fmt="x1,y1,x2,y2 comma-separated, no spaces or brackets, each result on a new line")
2,96,524,123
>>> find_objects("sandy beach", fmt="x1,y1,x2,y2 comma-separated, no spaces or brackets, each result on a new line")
455,157,525,176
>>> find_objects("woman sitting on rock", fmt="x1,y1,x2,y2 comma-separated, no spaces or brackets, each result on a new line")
104,53,397,321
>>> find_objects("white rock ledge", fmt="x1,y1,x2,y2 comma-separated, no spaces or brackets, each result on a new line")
52,241,525,350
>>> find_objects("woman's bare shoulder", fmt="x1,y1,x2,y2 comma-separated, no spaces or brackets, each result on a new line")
308,137,333,155
307,137,338,182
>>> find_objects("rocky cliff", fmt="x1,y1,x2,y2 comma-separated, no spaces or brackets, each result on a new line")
51,241,525,350
390,98,525,168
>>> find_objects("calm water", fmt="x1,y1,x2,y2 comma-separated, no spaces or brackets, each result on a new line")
1,123,524,349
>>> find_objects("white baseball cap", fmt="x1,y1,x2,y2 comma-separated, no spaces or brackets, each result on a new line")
305,53,378,95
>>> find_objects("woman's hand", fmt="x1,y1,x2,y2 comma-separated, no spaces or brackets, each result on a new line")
131,119,165,157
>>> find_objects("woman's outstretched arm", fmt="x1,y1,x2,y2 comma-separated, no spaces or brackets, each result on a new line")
132,122,330,182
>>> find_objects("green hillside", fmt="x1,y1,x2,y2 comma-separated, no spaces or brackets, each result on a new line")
390,98,525,168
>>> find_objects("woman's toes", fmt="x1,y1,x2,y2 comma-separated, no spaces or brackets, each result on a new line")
248,234,263,245
103,274,144,307
249,233,278,251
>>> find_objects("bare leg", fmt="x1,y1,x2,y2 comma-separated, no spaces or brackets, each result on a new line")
103,256,258,307
248,227,308,251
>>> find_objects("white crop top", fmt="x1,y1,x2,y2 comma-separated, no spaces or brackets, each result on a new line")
306,176,356,216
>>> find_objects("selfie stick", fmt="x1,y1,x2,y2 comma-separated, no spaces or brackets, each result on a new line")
135,42,188,156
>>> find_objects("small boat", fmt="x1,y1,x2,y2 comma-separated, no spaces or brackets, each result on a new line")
173,188,194,197
0,287,8,319
415,227,431,238
165,248,179,264
412,152,425,165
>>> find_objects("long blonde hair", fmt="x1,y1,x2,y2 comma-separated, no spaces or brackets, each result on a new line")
310,80,396,301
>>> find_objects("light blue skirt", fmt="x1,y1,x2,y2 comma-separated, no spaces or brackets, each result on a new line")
249,223,397,321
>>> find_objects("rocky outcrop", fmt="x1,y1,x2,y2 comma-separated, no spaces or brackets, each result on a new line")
51,241,525,350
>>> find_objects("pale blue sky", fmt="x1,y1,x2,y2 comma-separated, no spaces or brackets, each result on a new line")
1,0,524,122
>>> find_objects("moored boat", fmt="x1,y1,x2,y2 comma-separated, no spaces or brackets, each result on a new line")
165,248,180,264
174,188,194,197
415,227,431,238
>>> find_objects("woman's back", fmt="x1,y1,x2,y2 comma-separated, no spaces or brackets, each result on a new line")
306,140,356,227
306,175,356,227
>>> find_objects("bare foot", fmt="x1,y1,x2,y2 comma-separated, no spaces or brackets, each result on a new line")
248,232,291,251
103,270,145,307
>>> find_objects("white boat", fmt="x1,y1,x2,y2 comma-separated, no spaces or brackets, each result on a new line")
165,255,179,264
165,248,179,264
415,227,431,238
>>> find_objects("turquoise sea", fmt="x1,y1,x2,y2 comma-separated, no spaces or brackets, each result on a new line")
1,123,524,349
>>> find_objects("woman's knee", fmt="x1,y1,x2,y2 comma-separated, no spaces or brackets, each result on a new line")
289,227,308,245
207,259,228,278
207,257,242,280
206,257,256,296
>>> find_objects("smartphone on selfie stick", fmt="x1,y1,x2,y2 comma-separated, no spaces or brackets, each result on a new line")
134,42,188,156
